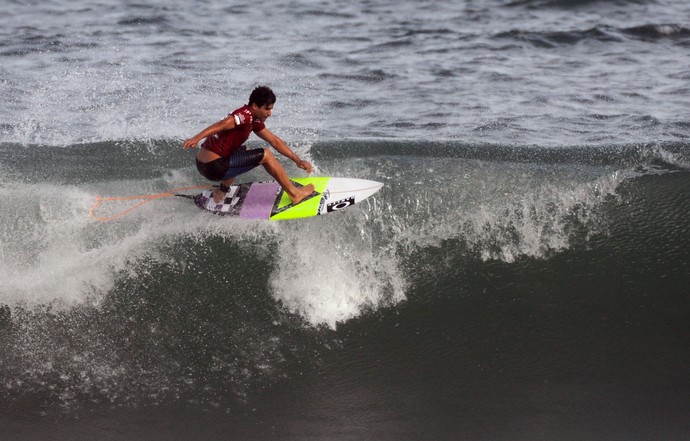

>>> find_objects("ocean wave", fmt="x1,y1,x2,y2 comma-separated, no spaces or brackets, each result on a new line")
494,26,622,48
311,139,690,169
494,23,690,48
621,24,690,41
2,166,689,412
1,138,685,335
506,0,665,9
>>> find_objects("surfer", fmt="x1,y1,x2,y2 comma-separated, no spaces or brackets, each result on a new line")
182,86,314,204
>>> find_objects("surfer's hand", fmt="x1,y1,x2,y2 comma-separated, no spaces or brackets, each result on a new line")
182,138,198,149
296,159,312,174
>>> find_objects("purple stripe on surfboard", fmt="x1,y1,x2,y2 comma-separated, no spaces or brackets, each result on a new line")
239,182,281,219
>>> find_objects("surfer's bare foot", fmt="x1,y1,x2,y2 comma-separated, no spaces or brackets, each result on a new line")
212,188,226,203
289,183,314,205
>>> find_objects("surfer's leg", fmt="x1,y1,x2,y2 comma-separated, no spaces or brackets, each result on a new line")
213,147,265,203
213,177,235,203
260,148,314,204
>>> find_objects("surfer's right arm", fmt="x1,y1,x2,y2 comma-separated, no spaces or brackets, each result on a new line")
182,116,236,149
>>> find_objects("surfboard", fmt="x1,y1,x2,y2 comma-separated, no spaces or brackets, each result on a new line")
177,177,383,220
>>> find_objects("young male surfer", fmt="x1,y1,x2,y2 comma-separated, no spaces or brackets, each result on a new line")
182,86,314,204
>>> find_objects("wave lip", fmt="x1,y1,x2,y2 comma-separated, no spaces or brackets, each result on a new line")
312,139,690,169
494,22,690,47
494,25,622,48
622,23,690,41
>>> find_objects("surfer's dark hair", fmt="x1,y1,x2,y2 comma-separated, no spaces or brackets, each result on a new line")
248,86,276,107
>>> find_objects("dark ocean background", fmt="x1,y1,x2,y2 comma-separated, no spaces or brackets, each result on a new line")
1,0,689,440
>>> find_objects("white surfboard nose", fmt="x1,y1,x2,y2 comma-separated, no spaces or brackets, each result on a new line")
324,178,383,199
318,178,384,215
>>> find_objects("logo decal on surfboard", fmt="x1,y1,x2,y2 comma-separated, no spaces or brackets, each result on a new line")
327,197,355,212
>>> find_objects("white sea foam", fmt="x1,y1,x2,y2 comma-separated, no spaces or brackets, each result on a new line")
0,155,634,330
270,210,406,329
644,143,690,170
0,182,163,304
0,170,398,331
461,171,625,262
372,158,629,264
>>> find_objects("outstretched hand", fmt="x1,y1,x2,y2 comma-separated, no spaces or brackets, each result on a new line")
296,159,313,174
182,138,199,150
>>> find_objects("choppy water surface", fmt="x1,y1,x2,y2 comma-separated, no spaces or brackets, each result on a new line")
1,0,689,439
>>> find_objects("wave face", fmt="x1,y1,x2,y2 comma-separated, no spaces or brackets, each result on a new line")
1,139,689,413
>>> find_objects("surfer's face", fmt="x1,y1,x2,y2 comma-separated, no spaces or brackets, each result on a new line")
252,103,273,122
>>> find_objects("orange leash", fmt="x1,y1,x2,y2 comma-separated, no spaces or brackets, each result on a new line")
89,185,210,222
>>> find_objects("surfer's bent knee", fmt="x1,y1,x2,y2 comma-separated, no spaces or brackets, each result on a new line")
260,148,276,164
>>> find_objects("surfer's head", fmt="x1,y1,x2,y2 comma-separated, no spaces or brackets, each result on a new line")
249,86,276,122
249,86,276,108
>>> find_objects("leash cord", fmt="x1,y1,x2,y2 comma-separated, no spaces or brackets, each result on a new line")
89,185,210,222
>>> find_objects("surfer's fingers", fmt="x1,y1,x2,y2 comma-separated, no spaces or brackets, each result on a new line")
299,160,313,173
182,139,197,149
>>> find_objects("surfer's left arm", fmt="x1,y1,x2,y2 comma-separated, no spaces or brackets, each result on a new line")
256,128,312,173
